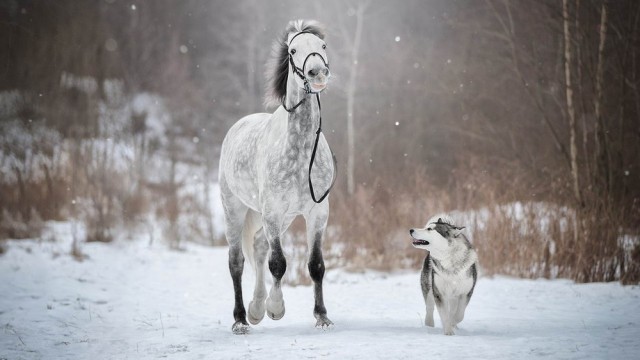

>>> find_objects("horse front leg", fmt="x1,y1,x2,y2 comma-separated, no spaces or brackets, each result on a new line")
248,230,269,325
305,202,333,328
263,215,287,320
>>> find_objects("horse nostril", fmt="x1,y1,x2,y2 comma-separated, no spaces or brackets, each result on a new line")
308,68,318,77
322,68,329,76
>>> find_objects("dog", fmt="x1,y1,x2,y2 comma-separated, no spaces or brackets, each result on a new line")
410,214,477,335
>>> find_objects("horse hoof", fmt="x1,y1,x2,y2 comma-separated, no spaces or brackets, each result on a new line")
232,321,250,335
248,301,265,325
266,298,285,320
315,316,334,329
267,307,285,320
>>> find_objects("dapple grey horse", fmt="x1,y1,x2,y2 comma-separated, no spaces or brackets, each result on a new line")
218,19,335,334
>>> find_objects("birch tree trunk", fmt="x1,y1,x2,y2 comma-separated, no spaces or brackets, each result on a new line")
563,0,582,204
594,1,609,194
346,4,365,195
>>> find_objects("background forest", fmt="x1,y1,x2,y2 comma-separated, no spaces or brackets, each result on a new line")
1,0,639,283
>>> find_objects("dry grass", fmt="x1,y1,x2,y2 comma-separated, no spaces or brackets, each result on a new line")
281,168,640,285
1,157,637,285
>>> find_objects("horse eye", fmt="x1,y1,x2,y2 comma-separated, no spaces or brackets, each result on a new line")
290,49,296,55
322,44,326,49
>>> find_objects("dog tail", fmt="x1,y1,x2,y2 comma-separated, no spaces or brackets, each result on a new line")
241,209,262,270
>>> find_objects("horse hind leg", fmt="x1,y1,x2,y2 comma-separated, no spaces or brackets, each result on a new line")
248,227,269,325
221,179,250,334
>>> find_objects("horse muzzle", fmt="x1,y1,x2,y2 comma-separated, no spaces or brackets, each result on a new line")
307,67,330,92
310,81,328,92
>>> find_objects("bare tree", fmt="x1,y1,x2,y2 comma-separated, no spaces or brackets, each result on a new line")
343,2,369,195
563,0,581,204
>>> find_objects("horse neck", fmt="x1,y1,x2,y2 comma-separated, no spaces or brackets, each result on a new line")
285,76,319,143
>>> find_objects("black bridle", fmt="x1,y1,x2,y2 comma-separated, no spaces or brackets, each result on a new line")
282,31,337,204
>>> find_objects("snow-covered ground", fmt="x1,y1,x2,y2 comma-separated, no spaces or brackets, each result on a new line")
1,223,639,359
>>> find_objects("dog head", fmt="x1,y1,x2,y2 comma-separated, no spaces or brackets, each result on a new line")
409,214,465,258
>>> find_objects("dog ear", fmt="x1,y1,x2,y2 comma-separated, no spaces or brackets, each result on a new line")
452,226,465,237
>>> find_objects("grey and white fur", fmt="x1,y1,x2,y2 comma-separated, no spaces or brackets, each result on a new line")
218,20,334,335
410,214,478,335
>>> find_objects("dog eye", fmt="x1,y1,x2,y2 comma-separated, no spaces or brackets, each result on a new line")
290,49,296,55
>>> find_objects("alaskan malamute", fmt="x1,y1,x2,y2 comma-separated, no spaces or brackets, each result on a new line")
410,215,477,335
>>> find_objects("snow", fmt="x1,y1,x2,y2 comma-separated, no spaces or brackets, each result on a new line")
1,222,639,359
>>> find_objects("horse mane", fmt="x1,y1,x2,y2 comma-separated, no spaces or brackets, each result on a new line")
264,19,326,109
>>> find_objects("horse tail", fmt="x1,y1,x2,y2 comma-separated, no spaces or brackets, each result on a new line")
241,209,262,270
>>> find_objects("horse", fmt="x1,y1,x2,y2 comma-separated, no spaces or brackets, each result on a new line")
218,19,336,334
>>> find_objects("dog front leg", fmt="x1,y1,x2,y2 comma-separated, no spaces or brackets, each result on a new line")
436,298,456,335
453,295,468,327
425,292,435,327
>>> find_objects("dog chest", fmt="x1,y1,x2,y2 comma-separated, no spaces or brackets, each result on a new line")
433,271,475,298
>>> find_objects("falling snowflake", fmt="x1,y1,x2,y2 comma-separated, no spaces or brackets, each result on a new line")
131,4,136,10
395,121,400,126
395,36,401,42
105,38,117,52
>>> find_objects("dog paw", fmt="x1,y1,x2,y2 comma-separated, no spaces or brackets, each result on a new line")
232,321,250,335
443,328,455,336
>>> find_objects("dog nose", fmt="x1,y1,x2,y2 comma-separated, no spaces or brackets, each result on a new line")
410,229,414,235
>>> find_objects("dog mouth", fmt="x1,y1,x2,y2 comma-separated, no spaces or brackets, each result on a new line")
412,240,430,246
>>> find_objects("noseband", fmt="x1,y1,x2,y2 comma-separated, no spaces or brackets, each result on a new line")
282,31,337,204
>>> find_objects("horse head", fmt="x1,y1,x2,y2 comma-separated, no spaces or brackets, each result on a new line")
287,30,330,93
265,20,331,108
